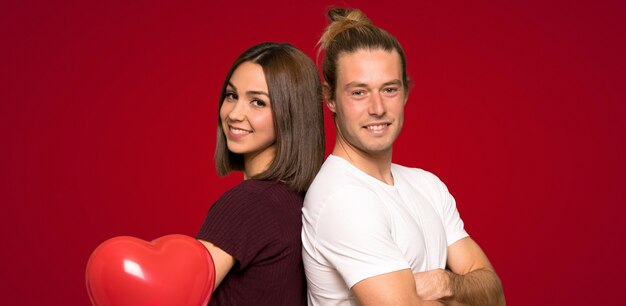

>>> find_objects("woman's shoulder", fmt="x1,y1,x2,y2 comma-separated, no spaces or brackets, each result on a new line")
227,179,292,196
219,180,302,208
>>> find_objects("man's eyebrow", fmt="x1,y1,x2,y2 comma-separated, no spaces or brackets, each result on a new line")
343,79,403,89
382,79,403,87
343,82,368,89
227,81,269,97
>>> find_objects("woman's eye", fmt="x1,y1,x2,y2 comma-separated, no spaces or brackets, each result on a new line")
225,92,238,101
251,99,266,107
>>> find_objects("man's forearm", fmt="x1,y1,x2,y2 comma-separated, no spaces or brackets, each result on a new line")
445,268,505,306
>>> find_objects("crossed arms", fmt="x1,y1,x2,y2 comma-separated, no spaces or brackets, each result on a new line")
352,237,505,306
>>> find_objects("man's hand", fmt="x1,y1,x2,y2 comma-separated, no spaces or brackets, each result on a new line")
442,237,505,306
412,238,505,306
413,269,453,301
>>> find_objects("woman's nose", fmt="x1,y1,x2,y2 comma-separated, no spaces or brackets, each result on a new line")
226,101,246,122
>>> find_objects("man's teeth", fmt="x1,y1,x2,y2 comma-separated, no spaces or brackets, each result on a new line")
230,127,251,135
367,124,387,131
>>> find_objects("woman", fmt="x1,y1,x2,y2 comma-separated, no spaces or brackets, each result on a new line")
196,42,325,305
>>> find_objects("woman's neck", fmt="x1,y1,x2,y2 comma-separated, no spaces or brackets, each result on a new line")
243,145,276,179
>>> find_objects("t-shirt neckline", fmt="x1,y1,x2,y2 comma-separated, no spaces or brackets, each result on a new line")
328,154,397,190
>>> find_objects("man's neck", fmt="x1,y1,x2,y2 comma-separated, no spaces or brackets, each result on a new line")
332,140,394,185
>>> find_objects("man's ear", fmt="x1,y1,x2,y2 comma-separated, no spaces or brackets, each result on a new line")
403,81,412,106
322,82,336,113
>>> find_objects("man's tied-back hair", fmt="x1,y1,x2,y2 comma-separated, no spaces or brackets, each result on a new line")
317,7,410,100
317,8,373,51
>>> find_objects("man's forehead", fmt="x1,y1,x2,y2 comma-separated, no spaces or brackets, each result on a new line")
336,48,403,84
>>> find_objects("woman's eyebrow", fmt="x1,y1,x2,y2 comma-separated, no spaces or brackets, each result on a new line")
228,81,269,97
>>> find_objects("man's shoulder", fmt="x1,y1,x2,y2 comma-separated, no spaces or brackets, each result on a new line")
304,156,382,213
392,163,448,192
308,156,373,194
392,163,435,179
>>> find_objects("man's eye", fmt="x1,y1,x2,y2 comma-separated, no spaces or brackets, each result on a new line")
384,87,398,94
352,90,365,96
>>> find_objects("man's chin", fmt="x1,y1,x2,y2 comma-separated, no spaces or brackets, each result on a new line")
357,143,393,156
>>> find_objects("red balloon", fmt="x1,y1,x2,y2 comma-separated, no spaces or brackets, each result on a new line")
86,234,215,306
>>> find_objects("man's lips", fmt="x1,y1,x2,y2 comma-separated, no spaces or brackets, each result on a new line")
363,122,391,132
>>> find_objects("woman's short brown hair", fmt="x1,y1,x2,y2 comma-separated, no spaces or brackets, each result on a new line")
215,42,325,193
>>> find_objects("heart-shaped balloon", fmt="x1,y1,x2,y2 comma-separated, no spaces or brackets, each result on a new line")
86,234,215,306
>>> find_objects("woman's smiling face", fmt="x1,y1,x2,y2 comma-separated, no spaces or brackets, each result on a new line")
220,61,276,176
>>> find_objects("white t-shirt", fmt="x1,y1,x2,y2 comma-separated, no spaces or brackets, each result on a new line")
302,155,468,306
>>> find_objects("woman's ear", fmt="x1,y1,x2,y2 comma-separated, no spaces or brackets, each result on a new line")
322,83,336,113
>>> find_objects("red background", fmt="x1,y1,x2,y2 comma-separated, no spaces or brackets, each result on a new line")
2,1,625,305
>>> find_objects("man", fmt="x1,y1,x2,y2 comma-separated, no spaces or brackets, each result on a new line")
301,7,505,306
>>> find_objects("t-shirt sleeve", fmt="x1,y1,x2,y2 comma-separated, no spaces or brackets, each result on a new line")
196,185,275,269
423,171,468,246
315,186,410,288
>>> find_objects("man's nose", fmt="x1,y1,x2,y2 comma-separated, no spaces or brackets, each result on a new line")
369,93,385,116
